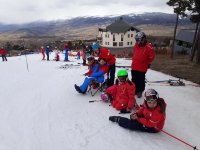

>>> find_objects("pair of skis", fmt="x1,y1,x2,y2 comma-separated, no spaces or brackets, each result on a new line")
146,79,185,86
59,64,81,69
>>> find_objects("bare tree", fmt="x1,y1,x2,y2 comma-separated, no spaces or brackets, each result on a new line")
166,0,190,58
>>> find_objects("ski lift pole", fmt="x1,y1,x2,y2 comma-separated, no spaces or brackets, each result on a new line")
161,129,198,150
25,50,29,72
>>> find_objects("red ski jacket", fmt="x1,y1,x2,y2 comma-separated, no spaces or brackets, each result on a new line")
106,81,136,110
135,99,166,131
131,43,155,72
98,48,116,66
40,48,45,53
0,48,7,55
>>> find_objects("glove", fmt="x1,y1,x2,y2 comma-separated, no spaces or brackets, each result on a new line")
119,109,131,114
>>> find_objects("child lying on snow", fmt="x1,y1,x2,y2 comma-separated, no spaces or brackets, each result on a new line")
74,57,109,94
101,69,139,113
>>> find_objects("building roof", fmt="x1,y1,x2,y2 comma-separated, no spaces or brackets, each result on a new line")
176,29,195,43
99,17,139,33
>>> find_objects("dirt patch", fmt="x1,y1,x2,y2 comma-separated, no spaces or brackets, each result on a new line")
151,54,200,84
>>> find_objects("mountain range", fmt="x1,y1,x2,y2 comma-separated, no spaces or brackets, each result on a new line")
0,12,195,42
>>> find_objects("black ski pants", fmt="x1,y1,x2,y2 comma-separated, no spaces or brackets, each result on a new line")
107,63,116,88
131,70,146,93
118,117,157,133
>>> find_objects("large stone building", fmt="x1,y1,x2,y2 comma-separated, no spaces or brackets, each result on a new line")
97,17,139,54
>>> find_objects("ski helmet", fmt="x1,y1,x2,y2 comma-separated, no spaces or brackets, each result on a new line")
144,89,159,102
100,92,109,102
117,70,128,77
92,42,100,50
135,32,146,44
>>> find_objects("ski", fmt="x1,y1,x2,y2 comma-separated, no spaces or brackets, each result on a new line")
145,78,182,83
89,100,102,103
59,64,81,69
147,81,185,86
115,65,130,68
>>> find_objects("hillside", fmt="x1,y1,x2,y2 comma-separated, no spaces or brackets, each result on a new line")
0,12,195,41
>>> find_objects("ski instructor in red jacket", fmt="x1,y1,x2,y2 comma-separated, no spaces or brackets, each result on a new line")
131,32,155,98
92,42,116,88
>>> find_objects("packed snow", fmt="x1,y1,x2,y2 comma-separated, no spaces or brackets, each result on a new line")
0,53,200,150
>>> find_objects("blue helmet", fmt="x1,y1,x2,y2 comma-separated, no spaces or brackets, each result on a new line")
92,42,100,50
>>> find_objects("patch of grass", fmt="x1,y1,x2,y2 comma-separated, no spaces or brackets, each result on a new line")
151,54,200,84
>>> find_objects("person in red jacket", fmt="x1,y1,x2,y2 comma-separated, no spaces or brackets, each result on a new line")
131,32,155,98
92,42,116,88
0,47,7,61
39,46,45,60
105,69,139,112
109,89,166,133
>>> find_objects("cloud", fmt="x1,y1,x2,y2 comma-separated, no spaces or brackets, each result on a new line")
0,0,173,24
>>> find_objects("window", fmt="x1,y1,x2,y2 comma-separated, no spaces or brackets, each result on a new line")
127,42,129,45
121,34,124,41
128,34,130,38
130,41,133,45
113,42,117,46
131,34,133,37
105,42,107,45
119,42,123,46
108,34,109,38
105,34,107,38
108,42,109,45
113,34,115,41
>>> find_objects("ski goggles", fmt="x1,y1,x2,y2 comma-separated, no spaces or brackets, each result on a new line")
145,95,157,103
135,38,142,42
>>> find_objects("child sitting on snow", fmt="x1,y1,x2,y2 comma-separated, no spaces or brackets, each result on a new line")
74,58,109,94
103,69,139,113
109,89,166,133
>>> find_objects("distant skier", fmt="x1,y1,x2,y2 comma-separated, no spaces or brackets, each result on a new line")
45,46,50,61
109,89,166,133
131,32,155,98
0,47,7,62
77,50,81,60
64,43,70,61
39,46,45,60
54,47,60,61
81,44,87,66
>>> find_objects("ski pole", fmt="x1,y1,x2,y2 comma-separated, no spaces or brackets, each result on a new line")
161,129,198,150
89,100,101,103
25,50,29,72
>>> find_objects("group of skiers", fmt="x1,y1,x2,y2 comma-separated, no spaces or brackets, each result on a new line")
74,31,167,133
39,46,60,61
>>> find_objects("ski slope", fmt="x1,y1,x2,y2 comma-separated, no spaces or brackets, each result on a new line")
0,53,199,150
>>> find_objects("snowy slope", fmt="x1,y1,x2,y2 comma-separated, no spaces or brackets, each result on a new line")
0,53,199,150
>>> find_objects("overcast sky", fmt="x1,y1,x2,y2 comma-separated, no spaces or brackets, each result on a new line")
0,0,174,24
